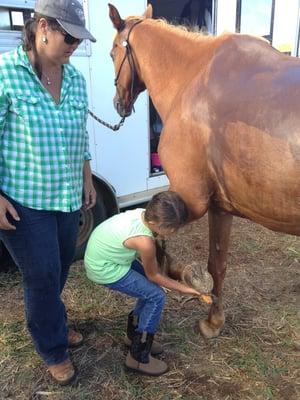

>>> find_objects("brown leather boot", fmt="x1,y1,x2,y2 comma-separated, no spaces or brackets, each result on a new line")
125,331,168,376
124,312,163,355
48,359,75,385
68,329,83,348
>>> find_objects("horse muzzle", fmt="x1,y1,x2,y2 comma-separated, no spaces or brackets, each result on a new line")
113,95,132,118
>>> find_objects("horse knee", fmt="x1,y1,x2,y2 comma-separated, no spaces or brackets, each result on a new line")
207,257,226,276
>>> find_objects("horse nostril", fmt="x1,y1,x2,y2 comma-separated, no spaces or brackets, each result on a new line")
113,97,119,109
113,98,125,117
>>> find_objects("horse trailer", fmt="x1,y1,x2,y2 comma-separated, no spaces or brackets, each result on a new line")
0,0,300,264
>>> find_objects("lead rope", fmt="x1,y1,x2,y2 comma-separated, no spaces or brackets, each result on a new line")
88,109,125,131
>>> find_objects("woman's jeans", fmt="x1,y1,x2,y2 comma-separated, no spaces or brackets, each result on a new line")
106,260,166,334
0,194,80,366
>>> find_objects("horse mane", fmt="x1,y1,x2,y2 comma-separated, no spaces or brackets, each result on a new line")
151,18,214,41
126,15,214,43
156,17,212,36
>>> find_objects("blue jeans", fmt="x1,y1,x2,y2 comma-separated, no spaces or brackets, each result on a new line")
106,260,166,334
0,194,80,366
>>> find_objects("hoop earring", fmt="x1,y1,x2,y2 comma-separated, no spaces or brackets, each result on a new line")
42,36,48,44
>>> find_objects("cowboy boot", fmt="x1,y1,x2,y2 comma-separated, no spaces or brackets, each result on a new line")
124,311,163,355
125,331,168,376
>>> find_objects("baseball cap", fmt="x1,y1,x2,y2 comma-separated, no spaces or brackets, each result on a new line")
35,0,96,42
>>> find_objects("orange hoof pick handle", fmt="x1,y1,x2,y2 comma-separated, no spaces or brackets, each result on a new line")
199,294,213,305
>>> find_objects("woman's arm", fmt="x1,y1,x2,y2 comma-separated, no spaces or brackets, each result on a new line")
0,77,8,136
0,77,20,229
125,236,201,296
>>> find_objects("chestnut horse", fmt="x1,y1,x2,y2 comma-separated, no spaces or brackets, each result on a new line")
108,4,300,338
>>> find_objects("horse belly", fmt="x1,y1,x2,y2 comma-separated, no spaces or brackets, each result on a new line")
210,121,300,235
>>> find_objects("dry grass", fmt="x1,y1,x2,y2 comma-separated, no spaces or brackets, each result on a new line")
0,215,299,400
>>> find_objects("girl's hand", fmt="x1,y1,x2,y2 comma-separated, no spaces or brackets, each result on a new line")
181,286,213,304
183,286,202,296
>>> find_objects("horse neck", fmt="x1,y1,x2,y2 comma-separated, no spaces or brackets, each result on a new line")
131,20,212,121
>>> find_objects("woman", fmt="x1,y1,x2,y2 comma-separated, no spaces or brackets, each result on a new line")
0,0,96,385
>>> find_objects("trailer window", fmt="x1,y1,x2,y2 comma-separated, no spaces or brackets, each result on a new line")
150,0,214,34
149,99,163,174
298,22,300,57
147,1,215,175
236,0,275,43
0,6,33,30
0,3,91,56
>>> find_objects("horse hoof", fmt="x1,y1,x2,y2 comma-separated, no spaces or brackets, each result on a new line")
199,319,223,339
182,262,213,293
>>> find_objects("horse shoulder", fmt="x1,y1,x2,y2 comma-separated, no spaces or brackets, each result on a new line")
159,114,212,219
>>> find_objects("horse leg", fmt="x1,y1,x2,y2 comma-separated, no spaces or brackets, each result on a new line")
199,208,233,338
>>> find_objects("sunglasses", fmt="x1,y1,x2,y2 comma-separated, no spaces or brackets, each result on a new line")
60,30,83,45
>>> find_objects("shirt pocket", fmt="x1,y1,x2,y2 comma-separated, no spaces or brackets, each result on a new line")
9,93,40,124
68,97,87,129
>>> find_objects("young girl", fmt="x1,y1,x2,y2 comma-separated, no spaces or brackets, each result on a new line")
84,191,201,376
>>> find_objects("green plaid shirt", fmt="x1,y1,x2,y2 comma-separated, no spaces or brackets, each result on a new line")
0,45,91,212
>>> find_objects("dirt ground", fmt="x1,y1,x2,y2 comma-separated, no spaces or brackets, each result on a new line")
0,215,299,400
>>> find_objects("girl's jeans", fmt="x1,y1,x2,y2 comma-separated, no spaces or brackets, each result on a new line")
106,260,166,334
0,193,80,366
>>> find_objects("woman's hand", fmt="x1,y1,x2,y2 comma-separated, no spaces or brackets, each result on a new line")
83,180,97,210
0,195,20,230
82,161,97,210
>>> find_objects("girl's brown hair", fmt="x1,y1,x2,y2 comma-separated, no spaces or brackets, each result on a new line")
22,13,62,79
144,191,189,230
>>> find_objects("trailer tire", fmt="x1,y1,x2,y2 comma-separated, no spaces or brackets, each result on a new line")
74,177,118,261
0,242,15,272
74,190,107,261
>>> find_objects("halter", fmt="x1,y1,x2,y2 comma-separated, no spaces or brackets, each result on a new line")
87,20,143,132
114,19,144,113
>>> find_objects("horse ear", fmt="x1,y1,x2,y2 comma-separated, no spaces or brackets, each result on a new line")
143,4,153,19
108,3,125,32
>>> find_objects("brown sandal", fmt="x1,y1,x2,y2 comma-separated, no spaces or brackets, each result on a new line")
68,329,83,348
48,359,75,385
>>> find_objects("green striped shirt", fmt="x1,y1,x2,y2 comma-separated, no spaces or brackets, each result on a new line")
0,45,91,211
